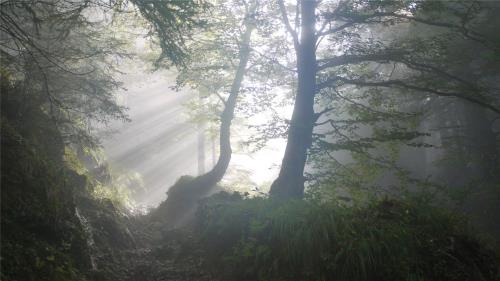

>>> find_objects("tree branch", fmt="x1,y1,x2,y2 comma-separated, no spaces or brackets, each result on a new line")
317,51,407,71
250,47,297,73
318,9,493,49
313,107,335,122
277,0,299,49
318,76,500,114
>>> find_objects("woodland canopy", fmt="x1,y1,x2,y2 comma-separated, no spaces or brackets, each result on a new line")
1,1,499,280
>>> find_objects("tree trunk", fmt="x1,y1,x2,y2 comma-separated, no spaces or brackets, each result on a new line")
211,135,216,167
270,0,317,199
197,21,254,185
197,91,206,175
156,19,255,228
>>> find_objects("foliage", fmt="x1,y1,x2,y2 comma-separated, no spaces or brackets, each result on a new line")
64,145,138,210
0,107,91,281
175,0,292,153
0,0,208,148
263,0,500,199
131,0,210,67
174,0,262,142
286,0,500,207
1,239,86,281
0,0,130,147
0,70,136,281
197,194,499,281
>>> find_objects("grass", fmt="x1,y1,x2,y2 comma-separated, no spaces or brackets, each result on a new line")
196,193,499,281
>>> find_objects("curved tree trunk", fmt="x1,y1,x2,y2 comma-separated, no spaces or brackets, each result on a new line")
269,0,317,200
156,18,255,228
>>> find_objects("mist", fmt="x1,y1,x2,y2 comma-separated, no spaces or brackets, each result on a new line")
2,1,499,280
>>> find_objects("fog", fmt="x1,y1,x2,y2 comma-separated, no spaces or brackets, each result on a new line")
101,66,287,206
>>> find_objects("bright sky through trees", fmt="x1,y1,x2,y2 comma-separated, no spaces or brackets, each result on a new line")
102,65,293,206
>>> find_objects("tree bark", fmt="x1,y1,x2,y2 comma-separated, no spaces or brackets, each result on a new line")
270,0,317,199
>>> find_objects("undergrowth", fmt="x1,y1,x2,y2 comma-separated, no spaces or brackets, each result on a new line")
196,193,499,281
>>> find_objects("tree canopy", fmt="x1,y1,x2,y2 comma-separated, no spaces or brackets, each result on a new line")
1,1,499,280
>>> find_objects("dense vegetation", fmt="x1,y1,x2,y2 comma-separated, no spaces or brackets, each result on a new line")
197,194,498,281
1,0,499,280
1,80,89,281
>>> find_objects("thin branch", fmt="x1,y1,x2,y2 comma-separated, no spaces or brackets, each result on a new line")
250,47,297,73
214,92,228,106
318,76,500,114
317,51,407,71
317,21,357,37
277,0,299,49
321,9,493,49
400,59,477,89
313,107,334,122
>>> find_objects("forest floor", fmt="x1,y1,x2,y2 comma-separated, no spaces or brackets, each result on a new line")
113,230,212,281
75,195,216,281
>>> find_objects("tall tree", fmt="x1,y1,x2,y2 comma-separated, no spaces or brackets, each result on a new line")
156,0,259,227
269,0,500,199
269,0,317,199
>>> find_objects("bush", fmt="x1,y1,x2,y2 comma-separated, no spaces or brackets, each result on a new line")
196,194,499,281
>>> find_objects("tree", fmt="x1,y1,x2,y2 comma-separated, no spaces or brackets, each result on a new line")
269,0,500,199
301,1,500,206
156,0,260,227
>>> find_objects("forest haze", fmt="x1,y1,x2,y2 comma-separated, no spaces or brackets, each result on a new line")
1,0,499,280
